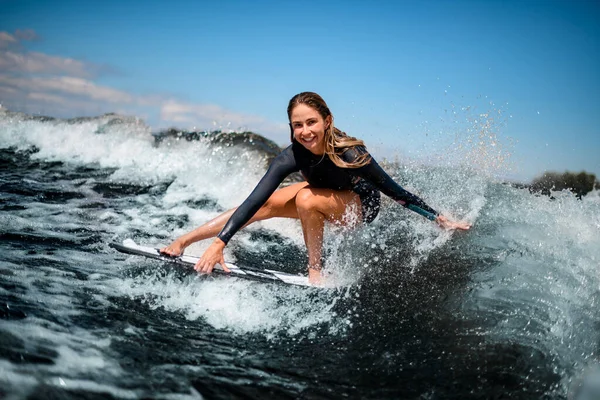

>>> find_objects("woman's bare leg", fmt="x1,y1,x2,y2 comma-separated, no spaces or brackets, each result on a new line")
161,181,363,285
161,182,309,255
294,186,362,284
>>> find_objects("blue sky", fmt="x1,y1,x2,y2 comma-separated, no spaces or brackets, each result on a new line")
1,0,598,181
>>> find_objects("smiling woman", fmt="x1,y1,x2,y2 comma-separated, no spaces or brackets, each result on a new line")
160,92,471,284
288,92,370,168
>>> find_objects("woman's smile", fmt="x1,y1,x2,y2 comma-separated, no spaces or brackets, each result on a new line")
290,104,329,155
299,135,317,144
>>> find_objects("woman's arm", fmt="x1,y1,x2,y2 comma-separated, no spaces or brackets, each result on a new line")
161,146,298,258
349,150,437,217
347,148,470,229
194,146,299,274
217,146,298,244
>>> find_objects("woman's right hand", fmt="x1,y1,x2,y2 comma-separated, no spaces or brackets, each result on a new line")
436,215,471,231
194,239,231,274
160,240,186,257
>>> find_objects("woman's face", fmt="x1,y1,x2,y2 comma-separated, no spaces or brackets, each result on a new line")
290,104,331,155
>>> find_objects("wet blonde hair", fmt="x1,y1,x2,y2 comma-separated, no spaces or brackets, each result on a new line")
287,92,371,168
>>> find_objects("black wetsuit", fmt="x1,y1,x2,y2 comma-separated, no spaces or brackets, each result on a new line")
217,141,438,244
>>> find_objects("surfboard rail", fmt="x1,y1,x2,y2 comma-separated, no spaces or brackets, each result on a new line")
109,239,312,287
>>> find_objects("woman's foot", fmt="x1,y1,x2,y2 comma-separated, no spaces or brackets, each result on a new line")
308,267,323,286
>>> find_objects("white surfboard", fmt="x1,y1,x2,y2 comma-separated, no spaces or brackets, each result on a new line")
110,239,313,287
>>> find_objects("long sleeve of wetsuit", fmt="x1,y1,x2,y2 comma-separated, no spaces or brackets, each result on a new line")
344,148,439,221
217,146,299,244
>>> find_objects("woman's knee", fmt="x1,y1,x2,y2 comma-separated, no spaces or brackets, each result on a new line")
295,187,319,213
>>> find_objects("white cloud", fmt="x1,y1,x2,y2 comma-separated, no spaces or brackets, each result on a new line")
161,100,260,126
0,75,134,103
1,73,288,137
0,85,17,95
14,29,39,41
159,99,288,135
0,50,95,78
27,91,76,105
0,32,18,49
0,29,288,141
0,29,38,49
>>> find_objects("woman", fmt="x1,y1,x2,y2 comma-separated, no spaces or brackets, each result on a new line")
161,92,470,284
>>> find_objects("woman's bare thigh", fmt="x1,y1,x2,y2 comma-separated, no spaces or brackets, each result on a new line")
254,181,308,220
295,186,363,226
256,182,362,225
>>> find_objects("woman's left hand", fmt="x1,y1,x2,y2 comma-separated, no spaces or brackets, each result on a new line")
436,215,471,231
194,239,231,274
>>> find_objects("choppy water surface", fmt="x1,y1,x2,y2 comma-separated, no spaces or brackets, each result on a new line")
1,110,599,399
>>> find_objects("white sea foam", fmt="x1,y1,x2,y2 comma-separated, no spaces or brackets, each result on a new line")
112,268,347,338
3,110,598,397
0,112,490,337
0,111,268,212
465,184,600,389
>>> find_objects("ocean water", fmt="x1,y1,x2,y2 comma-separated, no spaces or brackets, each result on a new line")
0,109,599,399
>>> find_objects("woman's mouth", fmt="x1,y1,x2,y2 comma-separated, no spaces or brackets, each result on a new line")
301,136,316,144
